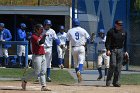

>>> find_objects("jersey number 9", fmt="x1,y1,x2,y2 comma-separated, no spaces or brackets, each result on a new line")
75,32,79,40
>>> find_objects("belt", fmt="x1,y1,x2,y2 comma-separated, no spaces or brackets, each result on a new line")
111,46,123,49
45,46,52,48
72,45,84,48
33,54,44,55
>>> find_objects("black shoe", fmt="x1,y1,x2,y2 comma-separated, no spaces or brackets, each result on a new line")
113,83,121,87
97,75,102,80
106,81,111,87
46,77,51,82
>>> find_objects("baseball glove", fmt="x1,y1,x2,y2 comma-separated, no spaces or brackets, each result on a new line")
60,45,64,49
122,52,129,66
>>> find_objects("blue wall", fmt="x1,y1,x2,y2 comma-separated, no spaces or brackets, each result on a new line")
73,0,129,61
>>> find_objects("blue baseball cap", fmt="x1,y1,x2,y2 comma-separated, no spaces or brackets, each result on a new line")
20,23,26,28
44,19,52,26
60,25,65,30
99,29,105,33
0,23,4,27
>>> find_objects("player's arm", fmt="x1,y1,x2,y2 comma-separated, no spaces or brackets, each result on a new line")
17,29,25,40
38,34,47,45
5,29,12,41
105,29,112,56
53,31,60,45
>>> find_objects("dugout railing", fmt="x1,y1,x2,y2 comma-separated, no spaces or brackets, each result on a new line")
0,41,28,67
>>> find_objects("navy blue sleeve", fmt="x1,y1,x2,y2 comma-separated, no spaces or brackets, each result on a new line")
55,39,60,45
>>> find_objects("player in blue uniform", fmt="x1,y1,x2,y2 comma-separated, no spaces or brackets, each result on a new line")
57,25,67,69
0,23,12,67
67,18,90,82
42,19,60,82
94,29,110,81
17,23,27,67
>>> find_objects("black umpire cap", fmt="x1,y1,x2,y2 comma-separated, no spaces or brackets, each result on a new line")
115,20,123,26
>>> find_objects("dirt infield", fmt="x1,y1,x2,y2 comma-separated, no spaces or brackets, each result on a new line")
0,81,140,93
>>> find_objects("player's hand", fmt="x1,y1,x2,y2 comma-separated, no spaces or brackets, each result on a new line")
123,52,129,66
45,34,49,36
124,52,129,57
106,50,111,56
43,34,48,38
60,45,64,49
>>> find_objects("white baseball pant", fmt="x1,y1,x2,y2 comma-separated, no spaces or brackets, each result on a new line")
57,45,66,59
72,46,85,68
0,46,9,58
97,52,110,68
17,45,25,56
44,47,52,68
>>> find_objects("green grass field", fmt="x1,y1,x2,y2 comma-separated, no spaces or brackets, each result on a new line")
0,68,140,85
0,68,75,84
121,74,140,85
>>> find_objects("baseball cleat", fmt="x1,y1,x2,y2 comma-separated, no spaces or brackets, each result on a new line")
97,75,102,80
46,77,51,82
21,80,27,90
60,64,64,69
41,86,51,91
76,71,82,83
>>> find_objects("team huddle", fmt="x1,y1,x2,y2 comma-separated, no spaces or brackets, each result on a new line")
0,18,128,91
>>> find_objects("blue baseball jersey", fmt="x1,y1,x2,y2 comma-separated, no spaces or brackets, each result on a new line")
17,29,26,41
0,28,12,48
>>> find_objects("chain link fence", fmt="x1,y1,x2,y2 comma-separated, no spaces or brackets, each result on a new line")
127,0,140,71
128,14,140,71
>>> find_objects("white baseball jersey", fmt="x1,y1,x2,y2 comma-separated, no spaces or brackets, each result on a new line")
67,27,90,46
94,36,107,52
42,28,58,47
57,32,67,45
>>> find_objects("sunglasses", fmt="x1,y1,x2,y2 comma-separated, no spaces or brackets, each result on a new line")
116,23,123,26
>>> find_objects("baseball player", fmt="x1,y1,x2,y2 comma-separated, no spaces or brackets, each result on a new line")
67,18,90,82
21,24,51,91
57,25,67,69
0,23,12,67
17,23,27,67
42,19,60,82
94,29,110,81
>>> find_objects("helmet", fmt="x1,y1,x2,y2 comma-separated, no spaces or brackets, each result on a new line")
73,18,80,26
0,23,4,27
99,29,105,33
20,23,26,28
59,25,65,30
98,29,105,38
44,19,52,26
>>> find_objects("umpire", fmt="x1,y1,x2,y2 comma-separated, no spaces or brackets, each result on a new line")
105,20,128,87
